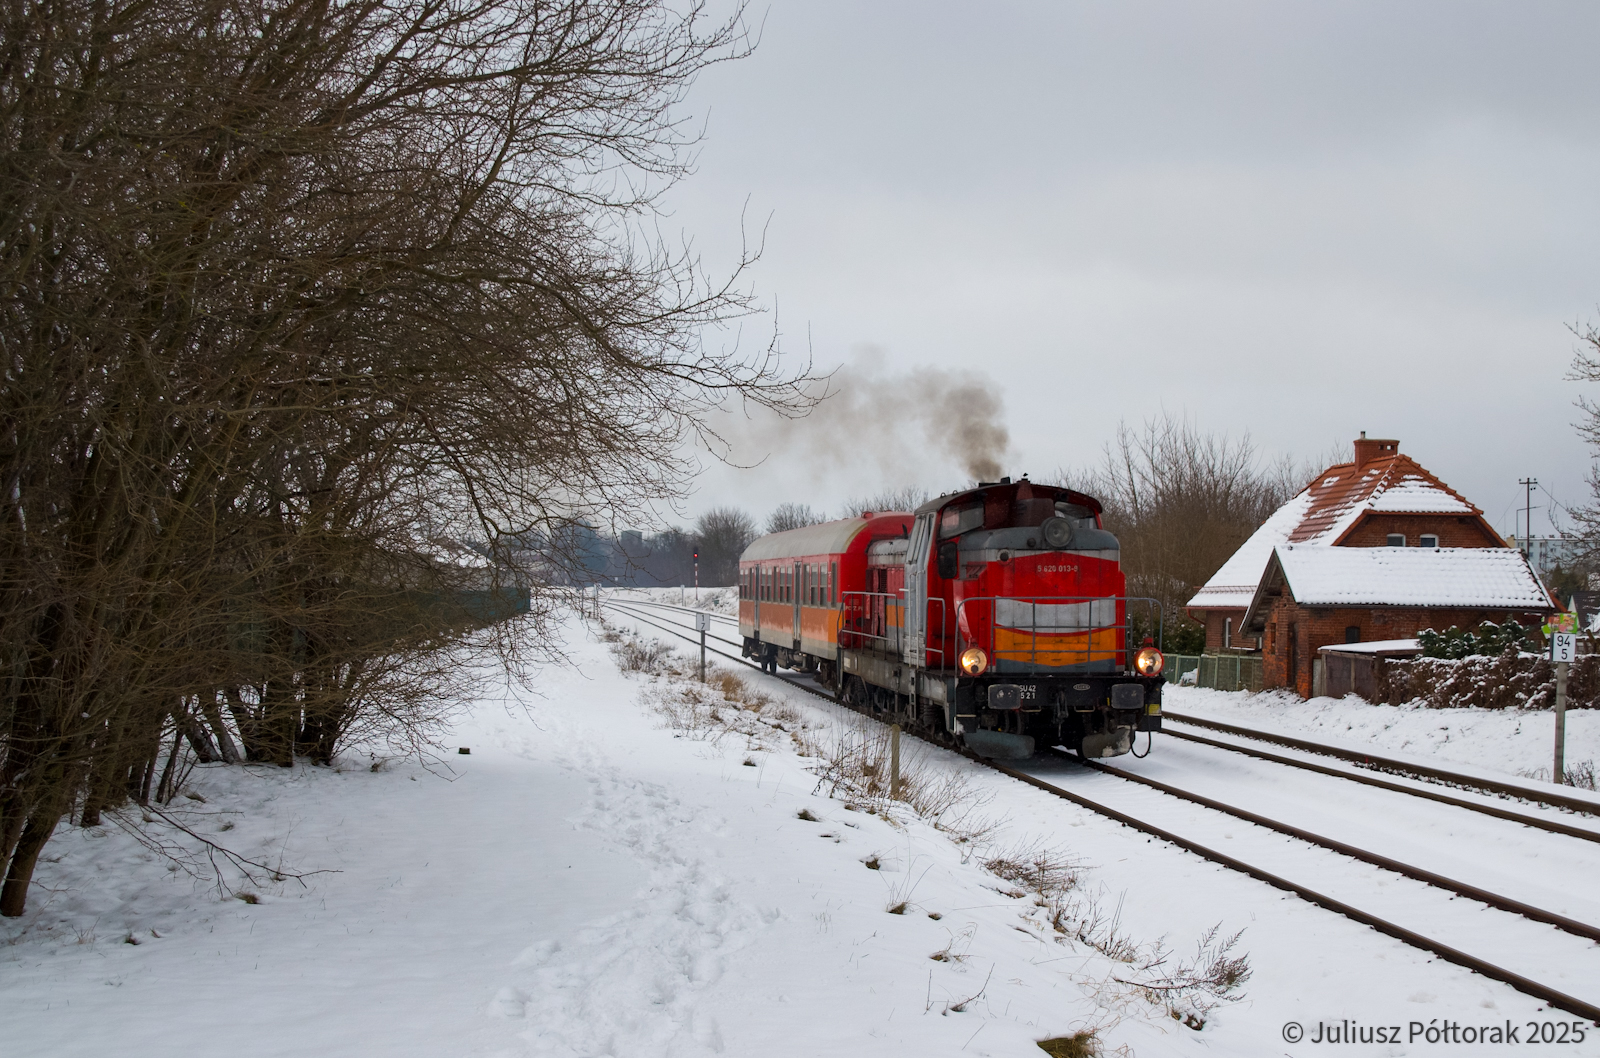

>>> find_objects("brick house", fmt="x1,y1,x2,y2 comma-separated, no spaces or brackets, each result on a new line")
1186,434,1553,697
1244,546,1552,697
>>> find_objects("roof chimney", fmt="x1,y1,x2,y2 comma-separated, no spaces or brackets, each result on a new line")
1353,431,1399,471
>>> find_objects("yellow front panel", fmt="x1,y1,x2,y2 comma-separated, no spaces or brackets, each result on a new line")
991,626,1120,667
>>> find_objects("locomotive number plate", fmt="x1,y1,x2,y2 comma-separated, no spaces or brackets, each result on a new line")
1036,565,1079,574
987,683,1034,710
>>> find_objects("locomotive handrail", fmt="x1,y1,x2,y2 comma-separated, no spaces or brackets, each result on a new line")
924,595,946,669
838,590,946,668
953,595,1163,672
839,590,904,652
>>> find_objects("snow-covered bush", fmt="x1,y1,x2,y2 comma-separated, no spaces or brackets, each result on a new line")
1375,653,1598,710
1417,620,1536,659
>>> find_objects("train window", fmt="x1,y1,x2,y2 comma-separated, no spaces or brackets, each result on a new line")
831,562,838,605
1053,501,1096,530
940,503,984,539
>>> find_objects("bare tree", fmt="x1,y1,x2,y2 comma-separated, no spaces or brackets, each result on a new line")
1567,325,1600,572
693,507,758,586
0,0,815,915
1052,415,1304,650
765,502,827,534
840,486,932,516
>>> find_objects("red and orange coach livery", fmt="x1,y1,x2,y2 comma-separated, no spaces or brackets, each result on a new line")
738,477,1165,760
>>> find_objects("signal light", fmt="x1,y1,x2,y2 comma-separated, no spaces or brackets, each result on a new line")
960,647,988,676
1134,647,1165,677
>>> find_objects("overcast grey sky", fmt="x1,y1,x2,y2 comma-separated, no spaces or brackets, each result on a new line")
661,1,1600,538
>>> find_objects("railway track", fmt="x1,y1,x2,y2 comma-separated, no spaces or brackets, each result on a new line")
600,596,1600,1023
1162,710,1600,817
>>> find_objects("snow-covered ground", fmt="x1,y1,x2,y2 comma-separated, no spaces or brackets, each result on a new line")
1167,686,1600,786
4,608,1598,1057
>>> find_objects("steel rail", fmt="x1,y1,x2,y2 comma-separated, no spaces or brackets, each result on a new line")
607,601,747,652
610,597,740,625
1158,726,1600,845
601,599,1600,1022
983,758,1600,1024
1163,710,1600,816
1077,755,1600,943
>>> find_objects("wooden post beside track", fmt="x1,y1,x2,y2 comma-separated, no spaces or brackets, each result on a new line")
1556,660,1569,784
696,611,709,683
1550,627,1575,785
890,724,901,801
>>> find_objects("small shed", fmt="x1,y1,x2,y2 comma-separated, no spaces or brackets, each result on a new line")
1316,639,1421,699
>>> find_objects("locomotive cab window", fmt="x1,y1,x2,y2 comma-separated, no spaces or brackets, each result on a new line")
940,502,984,539
1054,501,1097,529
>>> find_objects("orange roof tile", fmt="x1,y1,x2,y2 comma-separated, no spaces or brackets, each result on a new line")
1286,453,1479,545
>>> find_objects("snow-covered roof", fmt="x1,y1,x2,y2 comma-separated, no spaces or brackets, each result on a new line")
1287,453,1480,544
1186,490,1314,612
1265,545,1551,609
1187,445,1490,614
1317,638,1421,655
1366,475,1475,514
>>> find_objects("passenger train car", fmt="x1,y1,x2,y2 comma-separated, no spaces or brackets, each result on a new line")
738,477,1164,759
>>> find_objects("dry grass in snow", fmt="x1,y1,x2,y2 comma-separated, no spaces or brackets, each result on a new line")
604,624,1253,1028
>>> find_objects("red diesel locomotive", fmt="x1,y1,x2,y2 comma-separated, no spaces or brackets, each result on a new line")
737,477,1165,759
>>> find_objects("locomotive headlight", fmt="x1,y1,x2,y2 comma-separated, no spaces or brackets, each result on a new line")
960,647,988,676
1134,646,1165,677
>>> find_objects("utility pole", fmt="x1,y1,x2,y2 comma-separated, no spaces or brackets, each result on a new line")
1519,477,1539,553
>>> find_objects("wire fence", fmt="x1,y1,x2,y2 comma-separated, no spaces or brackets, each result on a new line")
1163,653,1263,693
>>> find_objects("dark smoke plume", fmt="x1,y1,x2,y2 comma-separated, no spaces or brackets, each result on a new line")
737,351,1010,484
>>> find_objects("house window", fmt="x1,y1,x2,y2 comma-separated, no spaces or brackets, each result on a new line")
1345,626,1361,644
1386,534,1406,546
1224,617,1232,648
1420,534,1439,548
